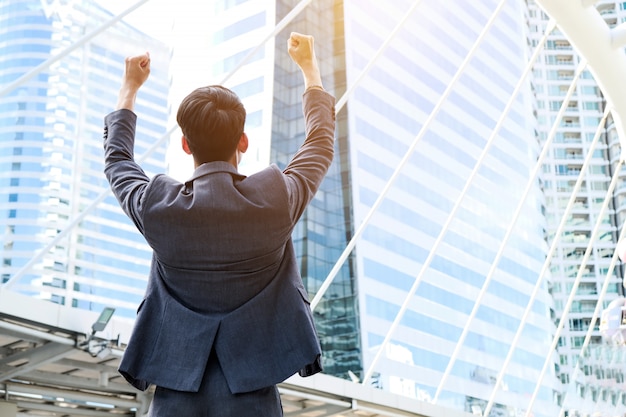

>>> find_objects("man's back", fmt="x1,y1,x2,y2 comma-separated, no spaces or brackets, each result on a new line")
104,88,335,394
142,162,293,313
104,32,334,415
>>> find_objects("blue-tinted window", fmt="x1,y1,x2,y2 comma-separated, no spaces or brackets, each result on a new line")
363,227,429,264
366,296,463,343
231,76,264,98
215,47,265,74
214,11,265,43
245,110,262,129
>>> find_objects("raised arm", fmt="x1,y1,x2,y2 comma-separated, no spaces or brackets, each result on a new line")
284,33,336,221
288,32,324,91
117,52,151,111
103,52,153,234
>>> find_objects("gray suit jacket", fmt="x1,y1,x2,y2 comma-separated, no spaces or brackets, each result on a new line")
103,89,335,394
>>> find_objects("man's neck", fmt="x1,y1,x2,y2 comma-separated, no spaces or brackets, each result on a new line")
193,153,239,170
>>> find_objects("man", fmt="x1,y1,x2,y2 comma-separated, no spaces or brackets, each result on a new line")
103,32,335,416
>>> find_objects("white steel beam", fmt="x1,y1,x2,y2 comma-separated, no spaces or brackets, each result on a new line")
611,22,626,48
581,0,600,6
0,342,74,381
5,383,140,409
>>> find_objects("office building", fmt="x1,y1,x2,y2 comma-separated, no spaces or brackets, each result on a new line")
0,0,170,319
529,0,626,414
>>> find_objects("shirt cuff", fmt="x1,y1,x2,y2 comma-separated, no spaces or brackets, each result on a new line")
305,85,325,93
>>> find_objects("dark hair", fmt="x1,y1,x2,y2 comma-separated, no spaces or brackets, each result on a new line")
176,85,246,164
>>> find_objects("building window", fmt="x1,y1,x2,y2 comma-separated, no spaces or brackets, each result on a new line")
215,47,265,74
231,76,264,98
213,11,265,43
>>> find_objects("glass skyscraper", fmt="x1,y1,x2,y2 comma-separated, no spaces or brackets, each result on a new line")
0,0,170,319
273,0,360,381
339,1,558,415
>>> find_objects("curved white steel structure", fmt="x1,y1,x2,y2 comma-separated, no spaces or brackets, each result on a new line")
536,0,626,159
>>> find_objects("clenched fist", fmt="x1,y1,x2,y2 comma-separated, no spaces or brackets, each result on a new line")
288,32,323,91
122,52,151,91
116,52,150,111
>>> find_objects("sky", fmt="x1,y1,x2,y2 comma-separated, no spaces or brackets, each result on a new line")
96,0,283,180
99,0,176,43
98,0,215,180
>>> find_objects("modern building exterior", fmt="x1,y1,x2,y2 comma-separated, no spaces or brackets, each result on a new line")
529,0,626,414
339,1,560,415
0,0,170,319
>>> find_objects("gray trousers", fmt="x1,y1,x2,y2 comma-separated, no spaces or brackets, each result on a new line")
148,348,283,417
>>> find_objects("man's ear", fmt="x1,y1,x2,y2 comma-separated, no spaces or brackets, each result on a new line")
181,136,192,155
238,132,249,154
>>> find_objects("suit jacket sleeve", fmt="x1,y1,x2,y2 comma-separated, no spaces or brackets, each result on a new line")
103,109,149,234
283,89,336,222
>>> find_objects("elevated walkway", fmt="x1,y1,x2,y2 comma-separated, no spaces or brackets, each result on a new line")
0,290,470,417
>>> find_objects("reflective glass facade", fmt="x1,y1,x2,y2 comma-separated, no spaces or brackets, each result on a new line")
0,0,170,319
273,0,361,380
343,1,558,415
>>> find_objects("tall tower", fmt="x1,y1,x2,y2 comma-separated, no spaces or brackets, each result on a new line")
529,0,626,414
338,1,558,415
272,0,360,381
0,0,170,319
